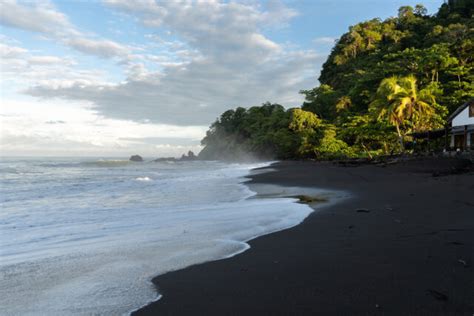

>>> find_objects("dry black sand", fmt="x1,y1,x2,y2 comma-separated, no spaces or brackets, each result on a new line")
134,157,474,315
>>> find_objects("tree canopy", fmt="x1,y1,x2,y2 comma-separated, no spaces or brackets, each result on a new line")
200,2,473,161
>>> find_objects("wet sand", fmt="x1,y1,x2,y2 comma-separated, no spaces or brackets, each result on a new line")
134,157,474,315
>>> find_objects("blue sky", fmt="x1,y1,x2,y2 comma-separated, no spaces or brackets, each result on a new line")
268,0,441,48
0,0,443,156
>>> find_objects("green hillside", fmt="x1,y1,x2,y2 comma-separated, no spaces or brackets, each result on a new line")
200,2,473,160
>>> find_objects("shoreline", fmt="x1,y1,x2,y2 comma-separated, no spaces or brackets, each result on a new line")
134,157,474,315
129,162,346,315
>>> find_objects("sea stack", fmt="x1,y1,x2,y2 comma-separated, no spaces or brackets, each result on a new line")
180,151,197,161
129,155,144,162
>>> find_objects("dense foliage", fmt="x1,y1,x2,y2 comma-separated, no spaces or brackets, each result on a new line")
200,1,473,160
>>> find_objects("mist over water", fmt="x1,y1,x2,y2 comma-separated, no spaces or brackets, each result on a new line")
0,158,335,315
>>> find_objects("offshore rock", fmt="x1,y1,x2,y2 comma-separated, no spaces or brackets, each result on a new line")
129,155,144,162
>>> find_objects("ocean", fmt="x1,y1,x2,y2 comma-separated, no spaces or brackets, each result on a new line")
0,158,338,315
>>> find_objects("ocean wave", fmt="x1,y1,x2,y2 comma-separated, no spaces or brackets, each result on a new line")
3,160,335,315
0,167,19,174
36,162,82,168
82,160,130,167
34,160,131,169
135,176,152,181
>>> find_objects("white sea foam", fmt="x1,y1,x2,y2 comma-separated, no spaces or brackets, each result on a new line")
135,176,152,181
0,158,347,315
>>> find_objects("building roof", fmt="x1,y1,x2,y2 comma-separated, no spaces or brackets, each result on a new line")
447,98,474,123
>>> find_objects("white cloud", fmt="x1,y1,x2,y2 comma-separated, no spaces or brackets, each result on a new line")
0,0,73,36
313,37,337,45
27,56,74,66
104,0,282,61
0,0,130,60
0,98,206,157
1,0,327,155
0,42,28,58
25,0,323,125
0,42,107,91
260,0,299,28
66,38,130,59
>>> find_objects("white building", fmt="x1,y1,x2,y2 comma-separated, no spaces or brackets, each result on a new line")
448,99,474,150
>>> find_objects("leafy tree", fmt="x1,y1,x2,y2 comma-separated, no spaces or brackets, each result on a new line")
201,2,473,161
369,76,444,150
300,84,340,120
335,96,352,113
289,109,323,157
314,125,353,159
414,4,428,16
341,115,398,157
398,6,415,20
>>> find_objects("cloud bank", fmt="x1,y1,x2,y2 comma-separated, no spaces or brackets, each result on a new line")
1,0,323,126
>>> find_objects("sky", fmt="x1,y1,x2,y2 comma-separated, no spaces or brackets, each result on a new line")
0,0,443,157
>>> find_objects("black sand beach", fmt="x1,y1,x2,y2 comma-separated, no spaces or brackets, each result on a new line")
134,158,474,315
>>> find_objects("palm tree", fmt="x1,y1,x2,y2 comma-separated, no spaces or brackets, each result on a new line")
370,75,438,151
